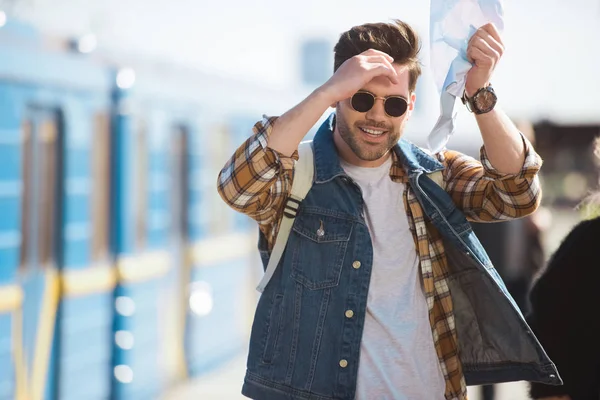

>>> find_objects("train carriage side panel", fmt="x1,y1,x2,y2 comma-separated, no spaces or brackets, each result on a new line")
0,20,116,400
112,91,188,399
0,83,23,397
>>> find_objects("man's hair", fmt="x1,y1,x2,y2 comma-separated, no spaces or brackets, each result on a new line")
333,20,422,92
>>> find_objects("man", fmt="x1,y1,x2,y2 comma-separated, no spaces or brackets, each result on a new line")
218,20,559,400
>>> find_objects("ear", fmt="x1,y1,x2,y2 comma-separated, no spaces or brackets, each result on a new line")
407,92,417,115
405,92,417,121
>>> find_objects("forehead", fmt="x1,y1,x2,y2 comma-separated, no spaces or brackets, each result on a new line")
361,64,411,97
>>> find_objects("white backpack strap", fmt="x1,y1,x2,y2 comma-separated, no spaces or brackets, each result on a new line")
426,170,445,190
256,141,314,293
420,147,445,190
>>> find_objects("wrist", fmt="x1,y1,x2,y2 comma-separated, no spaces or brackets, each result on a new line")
465,81,489,97
314,85,339,108
462,83,497,115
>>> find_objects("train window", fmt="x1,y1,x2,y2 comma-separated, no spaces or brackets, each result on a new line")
19,110,61,271
210,124,232,235
172,125,189,238
19,120,33,270
91,113,111,261
134,120,148,250
38,118,59,267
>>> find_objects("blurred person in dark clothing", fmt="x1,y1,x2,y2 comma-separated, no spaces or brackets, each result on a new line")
527,137,600,400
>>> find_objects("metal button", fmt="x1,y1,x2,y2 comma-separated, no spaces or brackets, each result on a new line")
316,220,325,237
549,374,556,378
345,310,354,318
352,261,361,269
339,359,348,368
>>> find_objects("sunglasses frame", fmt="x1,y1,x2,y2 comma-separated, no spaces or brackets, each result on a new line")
350,90,409,118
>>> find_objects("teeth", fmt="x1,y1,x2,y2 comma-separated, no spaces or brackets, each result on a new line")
360,127,386,136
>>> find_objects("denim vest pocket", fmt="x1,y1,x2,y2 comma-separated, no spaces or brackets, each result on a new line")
291,213,353,290
262,293,284,364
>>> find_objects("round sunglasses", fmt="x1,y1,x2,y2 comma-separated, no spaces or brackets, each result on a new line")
350,91,409,118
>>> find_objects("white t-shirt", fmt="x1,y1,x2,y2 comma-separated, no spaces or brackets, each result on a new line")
340,156,446,400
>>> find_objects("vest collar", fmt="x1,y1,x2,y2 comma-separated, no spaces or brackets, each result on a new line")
312,113,444,184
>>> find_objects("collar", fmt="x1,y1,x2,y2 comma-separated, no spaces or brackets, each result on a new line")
312,113,444,184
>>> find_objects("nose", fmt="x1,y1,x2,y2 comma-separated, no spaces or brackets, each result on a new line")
365,98,387,121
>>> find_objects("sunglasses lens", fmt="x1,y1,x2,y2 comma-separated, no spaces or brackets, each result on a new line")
351,92,374,113
384,97,408,117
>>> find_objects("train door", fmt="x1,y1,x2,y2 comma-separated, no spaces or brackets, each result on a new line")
19,108,63,400
111,112,152,400
171,125,190,294
53,111,115,400
185,118,253,377
161,124,190,385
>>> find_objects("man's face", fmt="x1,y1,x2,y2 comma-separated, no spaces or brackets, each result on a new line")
334,64,416,167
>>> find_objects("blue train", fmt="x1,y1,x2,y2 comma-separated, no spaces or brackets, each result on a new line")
0,20,312,400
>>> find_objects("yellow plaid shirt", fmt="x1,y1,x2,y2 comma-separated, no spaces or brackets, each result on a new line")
217,116,543,400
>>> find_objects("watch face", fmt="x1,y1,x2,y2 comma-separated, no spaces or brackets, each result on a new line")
474,88,497,112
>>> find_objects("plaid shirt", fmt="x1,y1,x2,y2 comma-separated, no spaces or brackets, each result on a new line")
217,115,543,400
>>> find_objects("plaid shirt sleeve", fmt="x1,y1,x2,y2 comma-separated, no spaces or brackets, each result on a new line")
439,133,543,222
217,116,296,249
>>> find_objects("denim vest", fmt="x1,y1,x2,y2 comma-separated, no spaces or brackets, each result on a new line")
243,116,561,400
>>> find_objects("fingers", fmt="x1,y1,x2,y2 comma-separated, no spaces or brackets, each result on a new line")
363,54,399,84
360,48,394,63
368,64,400,85
467,46,494,67
471,36,500,60
364,55,394,65
342,49,398,87
469,30,504,57
481,23,503,47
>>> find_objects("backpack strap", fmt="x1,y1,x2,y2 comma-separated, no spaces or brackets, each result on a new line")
426,170,445,190
256,141,314,293
420,147,445,189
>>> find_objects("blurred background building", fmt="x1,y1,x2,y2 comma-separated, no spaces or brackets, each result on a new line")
0,0,598,399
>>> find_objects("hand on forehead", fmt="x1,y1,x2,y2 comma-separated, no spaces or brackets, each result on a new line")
363,65,411,97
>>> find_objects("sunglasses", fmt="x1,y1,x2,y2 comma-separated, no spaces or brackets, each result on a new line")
350,91,409,118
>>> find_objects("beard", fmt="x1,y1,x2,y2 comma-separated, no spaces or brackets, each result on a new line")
336,111,401,162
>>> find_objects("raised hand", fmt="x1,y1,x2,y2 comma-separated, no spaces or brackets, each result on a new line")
465,22,505,96
320,49,400,104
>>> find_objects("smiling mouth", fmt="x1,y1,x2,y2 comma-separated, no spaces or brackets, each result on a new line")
358,127,388,138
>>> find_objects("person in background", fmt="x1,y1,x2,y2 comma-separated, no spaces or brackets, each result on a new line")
527,137,600,400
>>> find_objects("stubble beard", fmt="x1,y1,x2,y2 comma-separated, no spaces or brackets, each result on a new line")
336,113,401,162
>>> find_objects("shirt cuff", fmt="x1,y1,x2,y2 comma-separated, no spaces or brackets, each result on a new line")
254,115,299,172
479,132,543,180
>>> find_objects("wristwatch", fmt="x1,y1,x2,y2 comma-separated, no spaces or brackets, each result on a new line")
461,84,497,114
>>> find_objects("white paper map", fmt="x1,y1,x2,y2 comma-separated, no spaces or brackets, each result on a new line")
428,0,504,153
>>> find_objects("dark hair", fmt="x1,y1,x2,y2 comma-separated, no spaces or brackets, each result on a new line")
333,19,422,92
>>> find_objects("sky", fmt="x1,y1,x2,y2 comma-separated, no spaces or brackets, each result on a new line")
4,0,600,124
